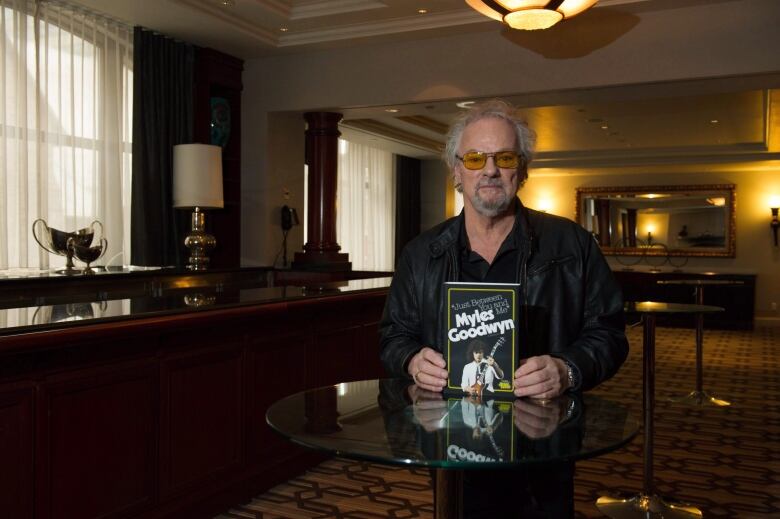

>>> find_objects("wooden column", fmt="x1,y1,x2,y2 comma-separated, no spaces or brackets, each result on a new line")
293,112,351,271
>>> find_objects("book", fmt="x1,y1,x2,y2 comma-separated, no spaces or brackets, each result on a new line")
443,282,521,400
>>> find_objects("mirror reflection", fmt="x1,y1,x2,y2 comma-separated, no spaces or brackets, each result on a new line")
576,185,736,257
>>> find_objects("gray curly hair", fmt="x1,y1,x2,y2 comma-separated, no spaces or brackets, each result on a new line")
443,99,536,191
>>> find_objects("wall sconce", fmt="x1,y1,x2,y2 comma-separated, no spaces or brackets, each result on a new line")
772,206,779,247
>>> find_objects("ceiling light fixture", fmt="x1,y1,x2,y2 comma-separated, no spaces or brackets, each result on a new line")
466,0,598,30
418,9,428,14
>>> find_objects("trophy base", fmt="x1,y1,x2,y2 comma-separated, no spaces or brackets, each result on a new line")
55,267,83,276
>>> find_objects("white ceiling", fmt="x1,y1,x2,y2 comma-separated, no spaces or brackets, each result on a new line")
70,0,780,166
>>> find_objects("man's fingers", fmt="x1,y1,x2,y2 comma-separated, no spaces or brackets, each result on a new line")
421,347,447,368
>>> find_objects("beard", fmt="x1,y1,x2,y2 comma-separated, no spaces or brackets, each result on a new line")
470,178,514,217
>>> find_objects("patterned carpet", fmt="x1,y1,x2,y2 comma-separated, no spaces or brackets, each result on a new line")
217,325,780,518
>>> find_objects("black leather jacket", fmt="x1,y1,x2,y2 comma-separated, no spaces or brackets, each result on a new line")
379,201,628,391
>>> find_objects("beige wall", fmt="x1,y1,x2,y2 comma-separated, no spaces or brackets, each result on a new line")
241,0,780,323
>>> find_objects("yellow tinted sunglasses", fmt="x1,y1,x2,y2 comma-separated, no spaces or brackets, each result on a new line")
456,150,523,170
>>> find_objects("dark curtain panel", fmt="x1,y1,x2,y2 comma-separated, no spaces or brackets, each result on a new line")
394,155,421,263
130,27,194,267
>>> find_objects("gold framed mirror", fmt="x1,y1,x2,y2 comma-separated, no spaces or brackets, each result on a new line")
575,184,736,258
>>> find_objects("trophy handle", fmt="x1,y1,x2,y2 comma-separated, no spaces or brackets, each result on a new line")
32,219,57,255
97,237,108,261
90,220,104,242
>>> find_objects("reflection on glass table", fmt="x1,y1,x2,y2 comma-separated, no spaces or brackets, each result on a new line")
266,379,639,518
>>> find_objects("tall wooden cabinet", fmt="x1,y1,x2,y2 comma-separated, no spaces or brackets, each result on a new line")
193,48,243,269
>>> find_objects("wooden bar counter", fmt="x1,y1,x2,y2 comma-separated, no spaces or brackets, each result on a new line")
0,267,391,519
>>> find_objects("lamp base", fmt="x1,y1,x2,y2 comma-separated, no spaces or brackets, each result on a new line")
184,208,216,271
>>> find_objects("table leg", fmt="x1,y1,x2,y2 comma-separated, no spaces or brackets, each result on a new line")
597,314,703,518
434,468,463,519
669,287,731,407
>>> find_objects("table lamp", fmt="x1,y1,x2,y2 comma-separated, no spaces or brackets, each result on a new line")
173,144,224,270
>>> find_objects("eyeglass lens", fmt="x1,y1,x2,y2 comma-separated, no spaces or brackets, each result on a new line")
460,151,520,170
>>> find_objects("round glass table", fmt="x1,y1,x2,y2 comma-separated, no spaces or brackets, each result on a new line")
267,378,639,518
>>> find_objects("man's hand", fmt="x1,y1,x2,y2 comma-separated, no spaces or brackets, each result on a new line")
408,347,448,392
512,397,566,439
408,385,447,432
513,355,568,399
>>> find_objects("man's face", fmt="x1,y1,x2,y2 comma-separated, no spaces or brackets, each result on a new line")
454,117,523,218
473,350,484,362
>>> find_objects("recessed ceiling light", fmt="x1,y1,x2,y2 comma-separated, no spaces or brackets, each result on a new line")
385,108,399,113
456,101,475,108
280,27,288,32
220,0,235,6
600,125,609,130
710,119,719,124
418,9,428,14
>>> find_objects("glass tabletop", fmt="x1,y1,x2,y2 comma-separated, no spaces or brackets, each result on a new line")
266,379,639,469
625,301,724,314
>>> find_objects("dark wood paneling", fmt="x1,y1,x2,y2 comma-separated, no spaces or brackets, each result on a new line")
161,345,243,497
38,363,157,519
0,284,389,519
0,386,34,519
246,333,309,461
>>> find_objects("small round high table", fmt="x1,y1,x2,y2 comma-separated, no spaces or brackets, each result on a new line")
656,279,743,406
597,301,723,519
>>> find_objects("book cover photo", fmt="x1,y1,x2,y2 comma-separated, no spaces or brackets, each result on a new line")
443,282,521,400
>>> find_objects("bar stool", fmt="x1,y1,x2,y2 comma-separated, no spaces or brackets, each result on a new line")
657,279,743,406
597,301,723,519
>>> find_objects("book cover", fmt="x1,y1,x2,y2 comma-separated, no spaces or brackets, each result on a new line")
443,282,520,400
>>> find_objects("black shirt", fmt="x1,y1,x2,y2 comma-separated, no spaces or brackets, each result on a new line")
458,210,521,284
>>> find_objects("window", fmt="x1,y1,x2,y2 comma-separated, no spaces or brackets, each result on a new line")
336,139,396,271
0,0,132,270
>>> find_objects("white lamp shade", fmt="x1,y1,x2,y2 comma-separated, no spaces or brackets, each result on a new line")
173,144,224,209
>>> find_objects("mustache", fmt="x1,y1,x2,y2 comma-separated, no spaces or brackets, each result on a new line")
476,179,504,189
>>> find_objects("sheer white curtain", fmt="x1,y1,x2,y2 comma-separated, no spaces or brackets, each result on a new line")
0,0,132,270
336,139,396,271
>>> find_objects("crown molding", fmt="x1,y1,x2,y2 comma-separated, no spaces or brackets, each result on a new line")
278,9,486,47
290,1,386,20
532,146,778,170
342,119,444,153
174,0,278,46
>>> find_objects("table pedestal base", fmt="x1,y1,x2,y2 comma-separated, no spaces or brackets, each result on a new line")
597,493,702,519
669,390,730,406
434,469,463,519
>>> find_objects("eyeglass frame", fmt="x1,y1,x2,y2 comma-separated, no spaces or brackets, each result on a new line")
455,150,527,171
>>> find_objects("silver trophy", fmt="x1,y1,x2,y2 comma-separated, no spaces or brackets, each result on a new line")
68,236,108,275
32,219,104,275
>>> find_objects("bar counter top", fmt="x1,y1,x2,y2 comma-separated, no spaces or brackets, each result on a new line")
0,266,392,337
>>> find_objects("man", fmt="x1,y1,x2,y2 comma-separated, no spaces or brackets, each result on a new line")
461,339,504,395
379,99,628,517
